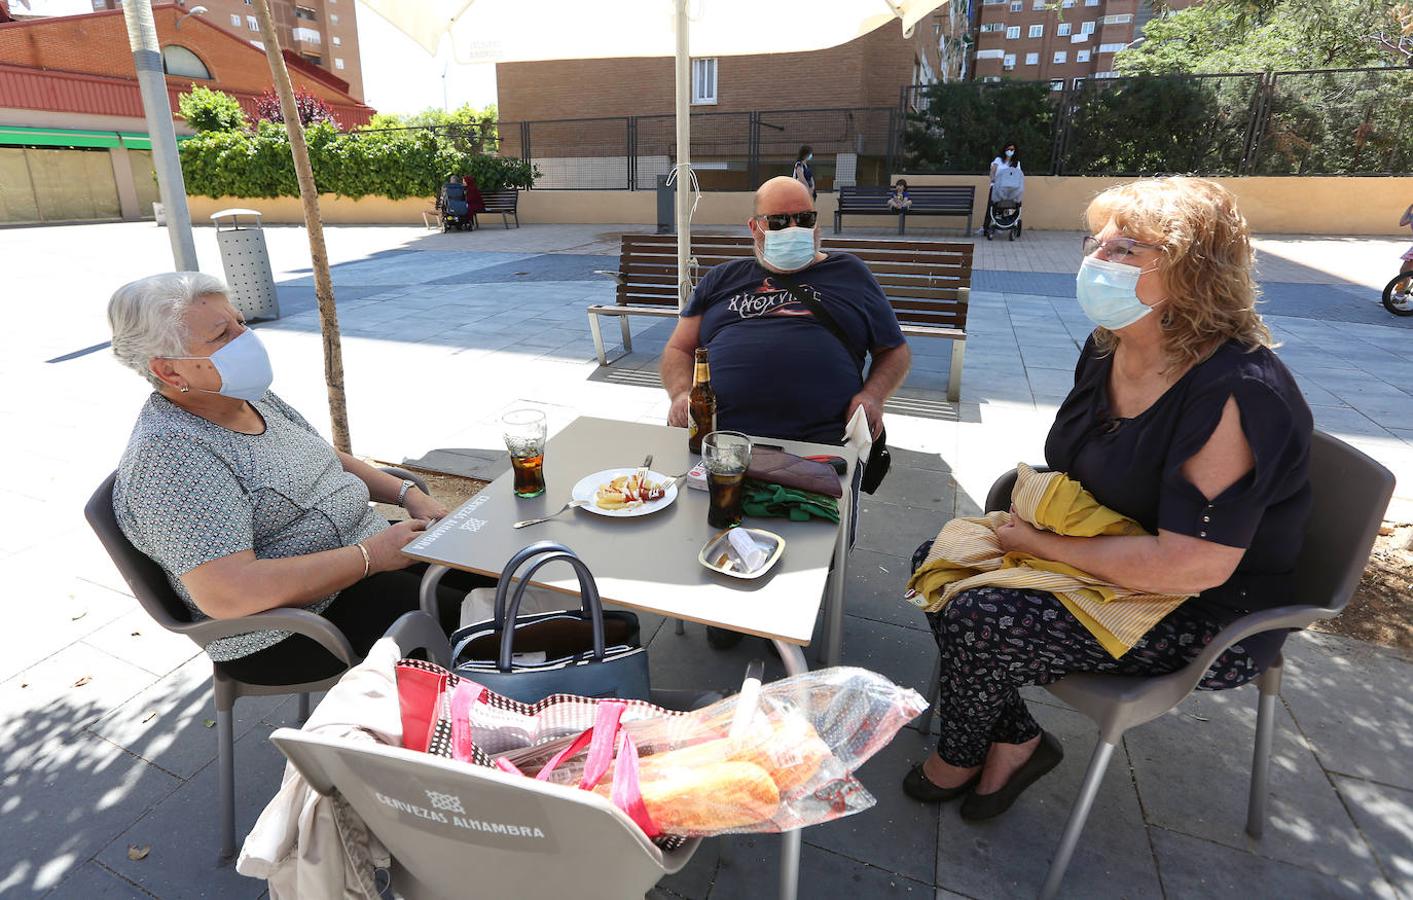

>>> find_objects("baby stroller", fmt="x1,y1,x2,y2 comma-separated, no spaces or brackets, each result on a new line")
438,179,474,233
985,164,1024,241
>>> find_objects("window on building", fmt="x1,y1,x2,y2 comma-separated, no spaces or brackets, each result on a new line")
228,13,240,27
161,45,211,79
301,53,322,65
1006,25,1020,39
1053,50,1068,63
1057,22,1071,36
979,23,1005,32
1084,0,1099,5
1102,13,1133,24
1051,79,1066,91
1098,42,1127,53
1010,0,1022,9
293,26,322,43
1073,76,1087,88
335,58,345,70
1003,54,1016,70
691,57,717,104
1080,20,1095,34
1028,24,1044,37
329,13,340,24
1096,70,1119,78
294,5,317,21
332,35,341,45
1032,0,1045,8
1061,0,1075,6
982,0,1005,4
1076,49,1091,62
1025,52,1039,65
982,75,1002,83
247,15,259,30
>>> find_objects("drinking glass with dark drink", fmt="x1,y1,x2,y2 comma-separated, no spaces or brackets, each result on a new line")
703,431,751,529
502,409,547,499
688,347,716,454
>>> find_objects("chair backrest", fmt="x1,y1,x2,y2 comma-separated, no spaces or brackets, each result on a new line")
84,472,196,635
901,185,976,211
269,728,691,900
836,185,895,210
982,431,1394,617
1291,431,1394,615
614,233,973,331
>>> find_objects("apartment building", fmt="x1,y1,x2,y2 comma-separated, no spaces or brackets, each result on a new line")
15,0,364,99
969,0,1196,86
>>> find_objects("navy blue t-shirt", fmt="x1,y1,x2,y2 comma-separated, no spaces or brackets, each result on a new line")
682,252,905,444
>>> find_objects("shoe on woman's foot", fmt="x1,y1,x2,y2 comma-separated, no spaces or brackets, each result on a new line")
902,764,980,803
959,731,1064,821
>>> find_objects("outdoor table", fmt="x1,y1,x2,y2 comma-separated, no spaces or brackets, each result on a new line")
402,415,858,900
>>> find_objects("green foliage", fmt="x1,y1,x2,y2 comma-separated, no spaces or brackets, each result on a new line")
904,81,1057,173
1252,68,1413,174
363,103,500,156
176,85,247,133
178,121,537,199
1060,75,1261,175
1119,0,1411,74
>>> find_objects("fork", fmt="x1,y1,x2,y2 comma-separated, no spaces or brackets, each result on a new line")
512,499,590,529
634,453,653,486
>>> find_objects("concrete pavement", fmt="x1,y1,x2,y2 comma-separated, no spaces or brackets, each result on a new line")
0,220,1409,898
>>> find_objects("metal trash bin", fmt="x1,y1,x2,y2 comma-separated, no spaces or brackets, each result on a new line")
656,174,675,235
211,208,280,320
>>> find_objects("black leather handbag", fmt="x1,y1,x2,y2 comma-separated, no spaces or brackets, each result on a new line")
448,542,651,704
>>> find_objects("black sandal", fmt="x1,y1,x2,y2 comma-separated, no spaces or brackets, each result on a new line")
902,764,980,803
959,731,1064,821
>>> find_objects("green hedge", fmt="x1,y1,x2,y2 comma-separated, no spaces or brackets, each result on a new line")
179,121,537,200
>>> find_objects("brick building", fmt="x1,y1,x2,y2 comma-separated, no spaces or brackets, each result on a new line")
968,0,1197,85
0,3,373,223
6,0,364,99
494,21,951,191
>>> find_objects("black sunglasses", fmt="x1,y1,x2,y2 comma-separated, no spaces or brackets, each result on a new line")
754,211,818,231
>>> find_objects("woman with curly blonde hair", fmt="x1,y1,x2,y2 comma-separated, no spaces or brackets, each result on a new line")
904,178,1313,820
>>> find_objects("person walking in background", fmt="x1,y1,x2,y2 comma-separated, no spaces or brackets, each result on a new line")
793,145,817,200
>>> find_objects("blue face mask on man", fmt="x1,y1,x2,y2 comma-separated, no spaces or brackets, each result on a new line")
1075,256,1161,330
169,328,275,402
758,226,817,273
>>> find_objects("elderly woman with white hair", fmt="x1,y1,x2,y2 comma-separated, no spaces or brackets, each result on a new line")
108,272,486,685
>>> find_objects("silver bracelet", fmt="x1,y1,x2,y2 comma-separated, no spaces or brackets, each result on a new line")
354,542,371,579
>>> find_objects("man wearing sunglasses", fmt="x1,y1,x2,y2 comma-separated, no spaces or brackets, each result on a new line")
662,176,911,447
661,176,911,648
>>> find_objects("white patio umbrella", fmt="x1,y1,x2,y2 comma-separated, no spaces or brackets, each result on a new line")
359,0,950,308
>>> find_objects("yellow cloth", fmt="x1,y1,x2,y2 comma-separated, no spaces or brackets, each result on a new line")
905,464,1192,659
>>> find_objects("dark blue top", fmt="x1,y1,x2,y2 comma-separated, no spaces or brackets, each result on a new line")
1044,335,1313,622
683,252,905,444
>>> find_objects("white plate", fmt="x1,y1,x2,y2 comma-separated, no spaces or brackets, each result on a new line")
570,468,680,518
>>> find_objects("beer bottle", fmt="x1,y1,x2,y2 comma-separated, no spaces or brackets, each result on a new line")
688,347,716,454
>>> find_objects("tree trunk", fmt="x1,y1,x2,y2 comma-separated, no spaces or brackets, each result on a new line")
251,0,352,453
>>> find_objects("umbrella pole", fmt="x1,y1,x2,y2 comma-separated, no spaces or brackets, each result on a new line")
674,0,691,311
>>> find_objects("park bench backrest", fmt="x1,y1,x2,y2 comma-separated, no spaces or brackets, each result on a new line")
482,190,519,212
614,233,972,331
838,184,975,212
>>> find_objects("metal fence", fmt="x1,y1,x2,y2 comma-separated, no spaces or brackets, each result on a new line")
901,67,1413,177
486,107,899,190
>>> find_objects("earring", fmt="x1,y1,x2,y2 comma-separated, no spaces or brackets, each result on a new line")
179,385,190,393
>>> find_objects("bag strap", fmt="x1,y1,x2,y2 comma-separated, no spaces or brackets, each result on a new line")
496,549,606,672
492,542,586,623
771,273,865,375
449,681,486,763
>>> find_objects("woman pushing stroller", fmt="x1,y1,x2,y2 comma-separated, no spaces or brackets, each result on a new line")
985,141,1025,240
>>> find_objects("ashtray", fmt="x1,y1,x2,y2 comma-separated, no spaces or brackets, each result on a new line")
699,528,785,580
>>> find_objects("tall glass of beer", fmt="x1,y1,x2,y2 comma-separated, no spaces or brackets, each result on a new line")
502,409,547,498
702,431,752,529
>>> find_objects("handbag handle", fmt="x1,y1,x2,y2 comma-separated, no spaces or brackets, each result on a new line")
493,544,607,673
491,541,597,623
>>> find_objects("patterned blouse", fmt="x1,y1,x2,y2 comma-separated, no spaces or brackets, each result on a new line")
113,391,387,661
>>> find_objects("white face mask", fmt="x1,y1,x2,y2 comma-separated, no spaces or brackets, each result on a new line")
166,329,274,402
1004,148,1015,158
1075,256,1161,331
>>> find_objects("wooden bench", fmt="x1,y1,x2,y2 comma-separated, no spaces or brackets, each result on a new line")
834,185,976,236
587,232,971,402
475,189,520,229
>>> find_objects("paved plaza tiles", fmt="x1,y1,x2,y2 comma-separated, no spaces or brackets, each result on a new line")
1,221,1409,898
